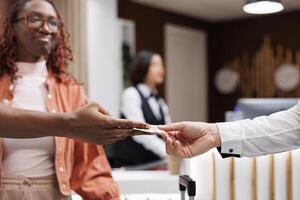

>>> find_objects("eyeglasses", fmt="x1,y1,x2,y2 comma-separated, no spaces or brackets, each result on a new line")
14,13,60,33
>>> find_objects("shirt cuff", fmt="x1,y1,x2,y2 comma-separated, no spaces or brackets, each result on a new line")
216,147,240,158
216,121,243,155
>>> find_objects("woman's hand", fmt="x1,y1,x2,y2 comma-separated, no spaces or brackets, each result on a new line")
64,102,148,144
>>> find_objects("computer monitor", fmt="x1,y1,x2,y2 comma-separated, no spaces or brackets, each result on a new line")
237,98,299,119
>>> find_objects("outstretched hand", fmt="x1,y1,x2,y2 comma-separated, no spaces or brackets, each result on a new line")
160,122,221,158
65,102,149,144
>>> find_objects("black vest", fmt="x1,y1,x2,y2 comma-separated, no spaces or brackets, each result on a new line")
106,87,166,167
132,86,166,125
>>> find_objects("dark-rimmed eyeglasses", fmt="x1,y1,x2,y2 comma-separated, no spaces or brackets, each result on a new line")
14,13,60,33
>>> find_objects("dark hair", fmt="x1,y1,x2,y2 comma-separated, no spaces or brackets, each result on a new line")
0,0,74,83
130,50,157,86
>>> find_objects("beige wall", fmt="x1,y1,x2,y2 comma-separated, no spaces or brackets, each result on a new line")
52,0,88,90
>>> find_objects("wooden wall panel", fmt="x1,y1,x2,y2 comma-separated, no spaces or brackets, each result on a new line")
208,11,300,122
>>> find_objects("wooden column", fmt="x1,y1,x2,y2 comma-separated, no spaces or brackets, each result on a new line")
252,158,257,200
286,152,292,200
210,152,216,200
270,155,275,200
230,158,235,200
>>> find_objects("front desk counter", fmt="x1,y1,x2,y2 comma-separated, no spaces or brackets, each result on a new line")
71,170,179,200
113,170,180,200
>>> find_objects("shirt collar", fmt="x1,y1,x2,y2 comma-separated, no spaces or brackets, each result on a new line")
137,83,158,99
15,60,47,77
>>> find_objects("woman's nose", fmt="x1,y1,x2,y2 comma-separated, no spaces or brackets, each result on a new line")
39,21,51,33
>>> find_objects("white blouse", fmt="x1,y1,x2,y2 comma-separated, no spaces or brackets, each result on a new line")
120,83,171,158
2,61,55,177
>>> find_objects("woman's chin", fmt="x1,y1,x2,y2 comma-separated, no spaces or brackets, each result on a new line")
37,47,51,57
156,79,165,85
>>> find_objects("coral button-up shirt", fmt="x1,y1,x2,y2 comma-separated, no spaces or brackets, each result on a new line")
0,72,120,200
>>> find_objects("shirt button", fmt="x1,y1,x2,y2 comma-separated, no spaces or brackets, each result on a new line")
59,166,64,172
2,99,10,105
62,183,67,188
47,94,53,99
9,84,14,91
229,148,234,153
51,109,56,113
58,147,63,152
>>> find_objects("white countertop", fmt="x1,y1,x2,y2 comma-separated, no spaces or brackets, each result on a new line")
112,170,180,194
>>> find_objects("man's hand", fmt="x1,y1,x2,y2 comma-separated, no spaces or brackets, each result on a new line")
159,122,221,158
63,102,148,144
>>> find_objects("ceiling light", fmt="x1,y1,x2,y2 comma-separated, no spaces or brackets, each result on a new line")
243,0,284,14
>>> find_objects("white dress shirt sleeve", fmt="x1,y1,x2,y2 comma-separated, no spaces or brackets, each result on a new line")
217,100,300,157
121,87,167,158
121,87,145,122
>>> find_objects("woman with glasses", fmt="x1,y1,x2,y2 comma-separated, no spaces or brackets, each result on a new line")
0,0,120,199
